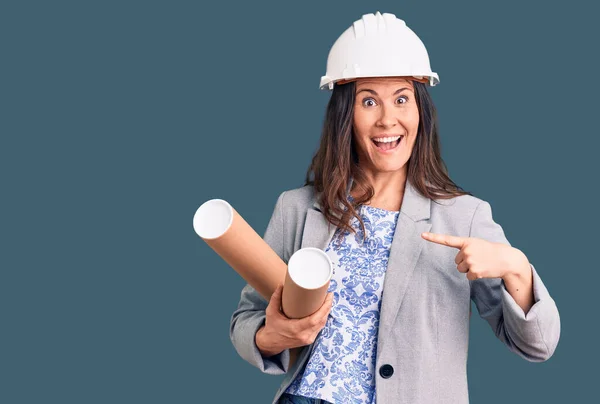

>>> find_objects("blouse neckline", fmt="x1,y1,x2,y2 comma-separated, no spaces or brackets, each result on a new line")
348,195,400,214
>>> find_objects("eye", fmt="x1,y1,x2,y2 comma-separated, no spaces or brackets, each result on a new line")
361,97,377,107
360,96,409,107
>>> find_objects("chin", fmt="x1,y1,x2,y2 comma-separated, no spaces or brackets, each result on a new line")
376,164,407,173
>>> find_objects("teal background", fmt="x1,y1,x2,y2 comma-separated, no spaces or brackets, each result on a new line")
2,0,597,402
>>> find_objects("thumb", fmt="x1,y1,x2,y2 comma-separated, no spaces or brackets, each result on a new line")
268,284,283,312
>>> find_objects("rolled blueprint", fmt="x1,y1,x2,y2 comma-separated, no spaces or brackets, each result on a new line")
193,199,333,318
282,248,333,319
193,199,287,301
194,198,334,367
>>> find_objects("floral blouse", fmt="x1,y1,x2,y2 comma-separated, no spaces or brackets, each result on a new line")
283,200,400,404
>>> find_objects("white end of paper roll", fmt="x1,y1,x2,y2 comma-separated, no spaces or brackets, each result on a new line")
193,199,233,239
287,248,333,289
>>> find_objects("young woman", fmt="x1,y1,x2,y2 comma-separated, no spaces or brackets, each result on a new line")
230,12,560,404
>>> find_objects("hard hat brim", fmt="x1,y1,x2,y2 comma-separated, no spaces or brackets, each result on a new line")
319,74,439,90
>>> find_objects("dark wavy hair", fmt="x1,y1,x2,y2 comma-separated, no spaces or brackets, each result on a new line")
304,79,472,239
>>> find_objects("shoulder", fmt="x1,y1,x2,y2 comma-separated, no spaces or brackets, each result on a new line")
431,193,486,212
277,184,318,213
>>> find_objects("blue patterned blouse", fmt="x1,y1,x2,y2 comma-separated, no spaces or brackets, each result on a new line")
283,199,400,404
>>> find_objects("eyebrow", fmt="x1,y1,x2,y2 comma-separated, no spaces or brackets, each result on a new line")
356,87,413,96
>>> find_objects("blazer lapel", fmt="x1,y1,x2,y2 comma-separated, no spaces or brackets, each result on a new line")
378,180,432,346
301,177,354,250
301,179,432,346
300,209,338,250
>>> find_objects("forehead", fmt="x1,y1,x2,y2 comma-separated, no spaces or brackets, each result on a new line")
355,77,414,91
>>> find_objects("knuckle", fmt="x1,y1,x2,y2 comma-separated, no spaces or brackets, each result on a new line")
298,333,310,345
291,323,303,335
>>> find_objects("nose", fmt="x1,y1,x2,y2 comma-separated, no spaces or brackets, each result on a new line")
376,103,397,128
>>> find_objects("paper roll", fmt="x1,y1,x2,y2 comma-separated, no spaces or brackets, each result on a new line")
193,199,287,301
281,248,333,319
194,199,333,367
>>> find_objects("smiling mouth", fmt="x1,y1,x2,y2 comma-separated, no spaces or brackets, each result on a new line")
372,136,403,151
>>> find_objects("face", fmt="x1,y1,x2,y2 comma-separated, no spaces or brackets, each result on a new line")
352,77,420,177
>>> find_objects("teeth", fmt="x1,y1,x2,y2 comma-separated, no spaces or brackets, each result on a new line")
373,136,402,143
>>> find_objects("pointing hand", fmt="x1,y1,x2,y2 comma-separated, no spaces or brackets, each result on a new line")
421,232,528,281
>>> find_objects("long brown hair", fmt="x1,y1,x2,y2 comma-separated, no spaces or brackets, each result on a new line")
304,79,472,238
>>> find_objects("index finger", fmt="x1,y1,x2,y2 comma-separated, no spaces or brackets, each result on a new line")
421,232,467,249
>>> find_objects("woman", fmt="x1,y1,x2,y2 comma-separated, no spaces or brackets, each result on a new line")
229,12,560,404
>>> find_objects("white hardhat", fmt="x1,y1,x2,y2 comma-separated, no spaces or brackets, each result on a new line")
319,11,439,90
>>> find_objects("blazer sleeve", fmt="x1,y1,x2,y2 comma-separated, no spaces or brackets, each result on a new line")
468,200,561,362
229,191,292,375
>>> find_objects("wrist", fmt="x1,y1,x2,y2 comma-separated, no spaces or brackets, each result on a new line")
503,249,530,280
255,325,283,358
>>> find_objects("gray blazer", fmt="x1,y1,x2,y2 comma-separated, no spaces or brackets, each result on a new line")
229,179,561,404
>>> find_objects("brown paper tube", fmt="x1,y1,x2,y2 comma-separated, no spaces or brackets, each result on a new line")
193,199,287,301
281,248,333,319
194,199,327,367
285,248,333,369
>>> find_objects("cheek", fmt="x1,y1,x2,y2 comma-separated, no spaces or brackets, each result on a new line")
352,117,370,143
352,133,369,154
353,112,367,133
408,108,420,130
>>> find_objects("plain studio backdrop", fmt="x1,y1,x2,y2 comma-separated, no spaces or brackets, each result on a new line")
1,0,598,403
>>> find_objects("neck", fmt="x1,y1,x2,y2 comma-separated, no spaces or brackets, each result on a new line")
351,170,407,211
